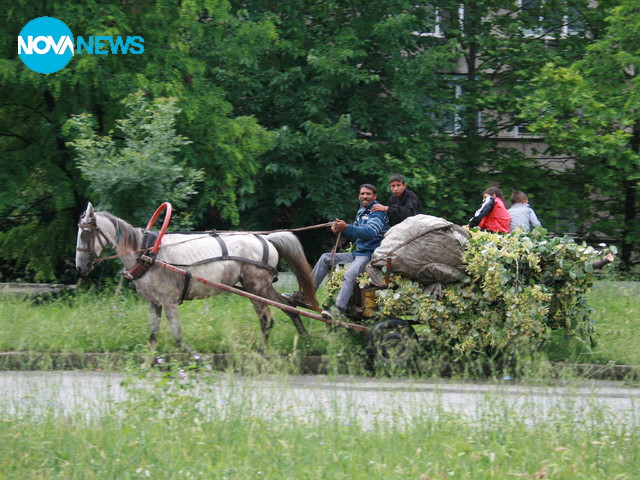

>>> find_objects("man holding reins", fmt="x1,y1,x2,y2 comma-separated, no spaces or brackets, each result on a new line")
286,183,389,321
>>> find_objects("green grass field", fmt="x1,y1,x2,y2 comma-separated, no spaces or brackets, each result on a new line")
0,280,639,367
585,281,640,365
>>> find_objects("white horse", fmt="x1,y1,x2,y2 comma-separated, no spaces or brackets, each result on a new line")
75,203,318,352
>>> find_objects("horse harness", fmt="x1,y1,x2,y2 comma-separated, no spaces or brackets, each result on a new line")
126,232,279,304
77,218,119,262
79,216,279,302
122,229,159,281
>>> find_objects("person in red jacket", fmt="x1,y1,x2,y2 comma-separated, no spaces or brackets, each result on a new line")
466,187,511,233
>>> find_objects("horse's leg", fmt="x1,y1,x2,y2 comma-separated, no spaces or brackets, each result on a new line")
148,302,162,352
283,310,308,336
163,302,194,354
277,291,308,335
141,302,163,368
251,281,309,337
242,269,308,348
263,285,308,335
249,299,274,351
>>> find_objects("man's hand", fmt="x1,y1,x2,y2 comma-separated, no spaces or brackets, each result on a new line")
370,204,388,212
332,219,348,233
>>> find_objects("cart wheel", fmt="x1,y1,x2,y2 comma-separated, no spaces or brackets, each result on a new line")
367,317,419,371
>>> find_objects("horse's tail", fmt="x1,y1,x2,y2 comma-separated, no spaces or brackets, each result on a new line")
264,232,319,311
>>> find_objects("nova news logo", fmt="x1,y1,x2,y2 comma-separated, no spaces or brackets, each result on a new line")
18,16,144,74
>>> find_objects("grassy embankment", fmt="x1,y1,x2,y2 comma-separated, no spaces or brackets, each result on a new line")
2,374,638,479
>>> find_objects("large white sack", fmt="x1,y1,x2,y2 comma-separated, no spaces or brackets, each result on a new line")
368,214,470,287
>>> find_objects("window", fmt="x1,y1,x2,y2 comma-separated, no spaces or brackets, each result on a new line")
514,123,533,137
519,0,585,39
423,74,482,135
412,4,464,38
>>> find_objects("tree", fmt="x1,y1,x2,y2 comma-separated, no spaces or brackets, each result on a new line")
223,0,463,238
65,92,203,226
426,0,612,225
0,0,623,280
520,0,640,269
0,0,276,281
222,0,608,240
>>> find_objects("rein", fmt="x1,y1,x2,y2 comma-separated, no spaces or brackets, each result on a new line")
86,222,336,264
205,222,334,235
123,221,335,282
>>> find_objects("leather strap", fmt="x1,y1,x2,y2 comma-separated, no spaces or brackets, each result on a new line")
169,234,279,279
179,270,192,304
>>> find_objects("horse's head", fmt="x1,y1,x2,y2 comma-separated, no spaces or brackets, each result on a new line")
75,202,112,276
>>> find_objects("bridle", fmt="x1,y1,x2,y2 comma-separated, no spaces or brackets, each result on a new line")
76,217,119,264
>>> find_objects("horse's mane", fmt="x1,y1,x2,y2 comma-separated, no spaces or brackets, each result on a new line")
97,211,141,251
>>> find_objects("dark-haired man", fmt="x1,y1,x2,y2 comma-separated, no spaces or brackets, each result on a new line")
286,184,389,320
370,173,423,226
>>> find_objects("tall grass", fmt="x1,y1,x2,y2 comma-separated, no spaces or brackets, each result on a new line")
584,281,640,365
2,282,639,478
0,284,362,359
1,371,639,479
1,280,638,368
543,280,640,366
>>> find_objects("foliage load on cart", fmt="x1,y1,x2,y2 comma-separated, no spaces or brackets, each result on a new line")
370,229,615,356
326,227,615,359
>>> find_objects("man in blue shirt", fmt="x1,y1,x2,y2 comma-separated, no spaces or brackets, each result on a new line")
286,184,389,320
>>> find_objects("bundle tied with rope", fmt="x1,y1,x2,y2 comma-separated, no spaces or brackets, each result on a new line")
367,214,471,295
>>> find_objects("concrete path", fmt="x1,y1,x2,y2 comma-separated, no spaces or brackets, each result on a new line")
1,371,638,429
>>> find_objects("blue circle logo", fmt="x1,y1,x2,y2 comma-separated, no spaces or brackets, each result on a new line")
18,17,74,74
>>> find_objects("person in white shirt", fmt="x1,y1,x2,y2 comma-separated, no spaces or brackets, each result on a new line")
508,191,541,232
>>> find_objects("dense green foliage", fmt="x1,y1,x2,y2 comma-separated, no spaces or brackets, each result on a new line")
1,0,637,283
65,92,203,226
520,0,640,268
227,0,611,234
1,0,275,281
368,230,615,357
